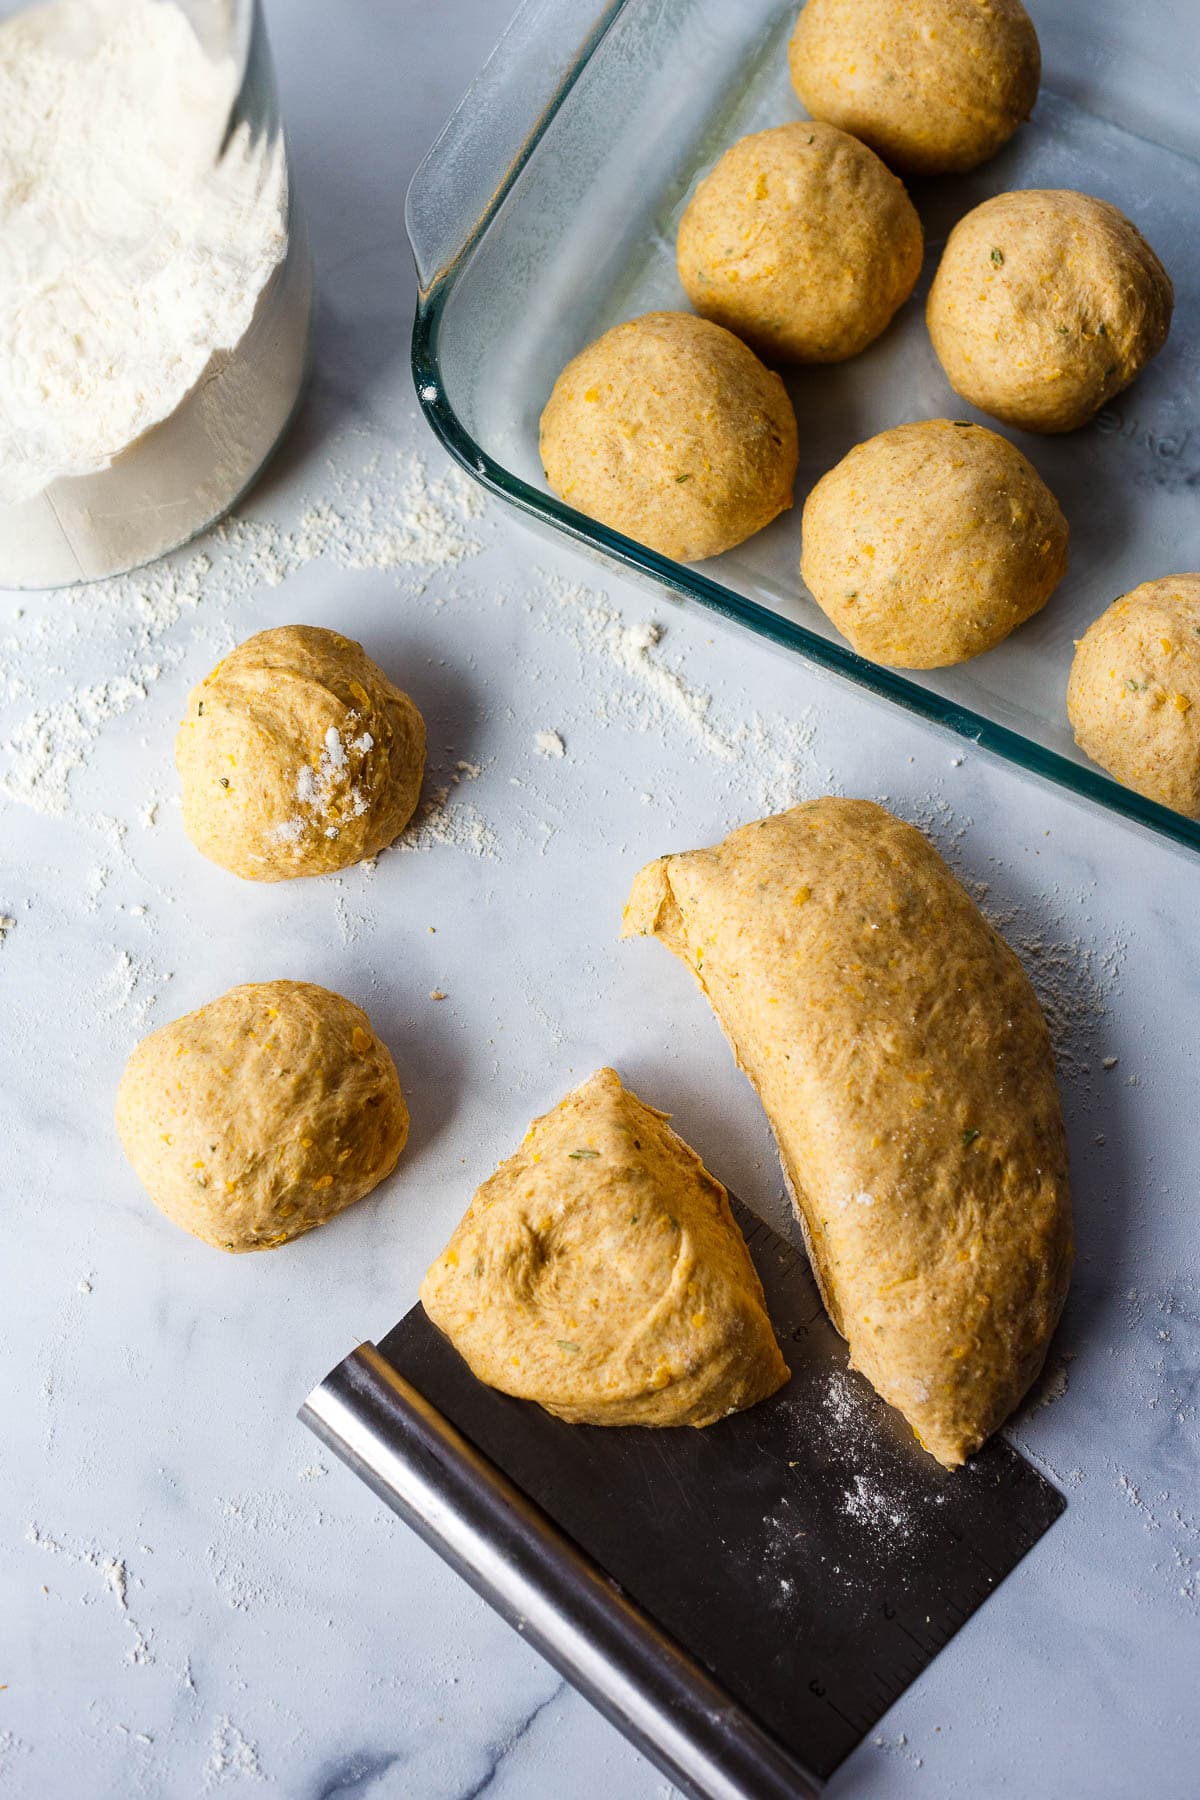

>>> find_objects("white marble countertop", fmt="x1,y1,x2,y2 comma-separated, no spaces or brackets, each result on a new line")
3,3,1198,1797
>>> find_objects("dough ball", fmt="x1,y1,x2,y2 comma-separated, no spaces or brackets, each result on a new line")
927,189,1173,433
1067,575,1200,816
176,625,426,881
788,0,1040,176
676,122,922,364
115,980,408,1252
538,311,798,561
800,419,1068,667
421,1068,789,1427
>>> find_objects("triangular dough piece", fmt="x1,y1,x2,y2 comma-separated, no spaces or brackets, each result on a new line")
624,799,1072,1467
420,1068,789,1427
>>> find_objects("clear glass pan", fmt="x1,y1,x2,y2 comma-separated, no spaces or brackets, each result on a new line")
406,0,1200,859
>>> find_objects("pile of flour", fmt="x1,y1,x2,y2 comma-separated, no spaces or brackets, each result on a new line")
0,0,305,585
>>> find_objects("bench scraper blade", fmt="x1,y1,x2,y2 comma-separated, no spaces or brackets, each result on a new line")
301,1198,1064,1800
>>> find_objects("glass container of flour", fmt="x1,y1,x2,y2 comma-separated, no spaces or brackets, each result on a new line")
0,0,313,587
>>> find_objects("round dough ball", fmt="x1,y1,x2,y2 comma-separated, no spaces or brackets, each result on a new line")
115,980,408,1251
176,625,426,881
927,190,1173,434
800,419,1068,668
788,0,1040,176
1067,575,1200,816
538,311,798,561
676,122,922,364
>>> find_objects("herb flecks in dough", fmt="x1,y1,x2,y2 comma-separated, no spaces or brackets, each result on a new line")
115,981,408,1252
623,799,1072,1468
421,1069,788,1428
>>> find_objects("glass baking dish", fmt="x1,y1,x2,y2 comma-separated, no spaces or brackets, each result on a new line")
406,0,1200,858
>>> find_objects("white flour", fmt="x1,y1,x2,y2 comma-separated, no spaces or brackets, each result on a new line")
0,0,304,585
26,1522,154,1665
272,725,374,849
842,1473,912,1540
204,1716,265,1788
215,451,485,591
399,759,497,860
532,570,822,816
0,433,485,822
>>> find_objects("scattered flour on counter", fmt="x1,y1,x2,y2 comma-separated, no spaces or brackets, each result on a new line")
84,864,110,912
1029,1353,1073,1411
204,1554,267,1618
203,1716,265,1788
102,1557,129,1611
329,874,368,949
532,570,821,814
113,1725,155,1747
906,790,974,858
1112,1464,1200,1610
1009,917,1127,1084
397,792,497,859
2,671,164,818
871,1730,925,1771
1098,1277,1200,1612
26,1523,153,1665
397,757,497,860
0,1732,31,1773
0,431,485,825
1116,1469,1161,1528
206,1486,337,1616
534,729,565,758
96,944,175,1032
215,447,484,591
537,572,734,760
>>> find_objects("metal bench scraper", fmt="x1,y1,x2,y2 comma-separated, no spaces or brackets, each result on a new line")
301,1199,1064,1800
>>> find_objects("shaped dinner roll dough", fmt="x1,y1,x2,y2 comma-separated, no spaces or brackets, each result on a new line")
538,312,798,562
1068,575,1200,816
420,1068,789,1427
623,800,1072,1467
927,190,1173,434
676,122,922,364
800,419,1068,667
176,626,426,881
788,0,1040,176
115,981,408,1251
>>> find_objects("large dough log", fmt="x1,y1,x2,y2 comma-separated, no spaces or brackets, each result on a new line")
623,799,1072,1466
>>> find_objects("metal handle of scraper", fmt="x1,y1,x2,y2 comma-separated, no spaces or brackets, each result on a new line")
301,1343,822,1800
